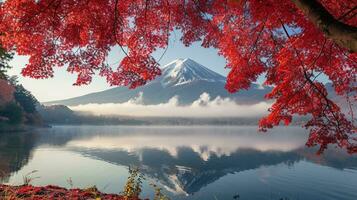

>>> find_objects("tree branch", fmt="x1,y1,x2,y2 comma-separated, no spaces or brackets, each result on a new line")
291,0,357,52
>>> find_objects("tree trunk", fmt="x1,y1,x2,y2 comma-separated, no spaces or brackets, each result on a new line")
291,0,357,53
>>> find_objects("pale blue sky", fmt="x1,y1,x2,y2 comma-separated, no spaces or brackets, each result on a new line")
9,33,235,102
8,31,328,103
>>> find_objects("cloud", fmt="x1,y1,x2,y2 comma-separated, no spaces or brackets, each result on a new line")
70,92,271,117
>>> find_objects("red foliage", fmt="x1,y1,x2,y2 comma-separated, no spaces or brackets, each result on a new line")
0,184,143,200
0,79,14,105
0,0,356,153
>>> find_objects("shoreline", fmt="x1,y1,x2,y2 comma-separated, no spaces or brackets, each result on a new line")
0,124,50,133
0,184,139,200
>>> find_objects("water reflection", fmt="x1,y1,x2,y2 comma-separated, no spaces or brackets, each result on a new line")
0,126,357,199
73,147,303,195
0,132,38,182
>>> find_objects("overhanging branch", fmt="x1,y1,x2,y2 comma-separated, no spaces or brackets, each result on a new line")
291,0,357,52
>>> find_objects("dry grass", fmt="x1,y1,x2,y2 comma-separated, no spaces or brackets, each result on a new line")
0,184,135,200
0,168,169,200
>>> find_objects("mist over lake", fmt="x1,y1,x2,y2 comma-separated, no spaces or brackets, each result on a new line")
1,57,355,200
0,8,355,198
1,126,356,200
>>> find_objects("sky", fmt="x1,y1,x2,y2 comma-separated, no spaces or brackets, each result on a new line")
8,33,238,102
8,30,328,103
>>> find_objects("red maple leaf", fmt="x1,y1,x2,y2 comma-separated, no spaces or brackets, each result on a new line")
0,0,356,153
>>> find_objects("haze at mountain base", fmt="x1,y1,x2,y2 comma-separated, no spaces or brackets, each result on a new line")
46,58,271,106
69,92,271,117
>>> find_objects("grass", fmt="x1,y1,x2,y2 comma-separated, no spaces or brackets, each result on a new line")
1,168,295,200
0,167,170,200
22,170,39,186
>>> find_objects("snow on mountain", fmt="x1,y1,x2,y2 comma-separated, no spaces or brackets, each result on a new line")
160,58,226,87
46,58,271,106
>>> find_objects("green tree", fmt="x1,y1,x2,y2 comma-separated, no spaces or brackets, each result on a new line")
9,76,38,114
0,45,13,80
0,102,23,125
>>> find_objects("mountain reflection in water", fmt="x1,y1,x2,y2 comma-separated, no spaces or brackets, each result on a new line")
0,126,357,200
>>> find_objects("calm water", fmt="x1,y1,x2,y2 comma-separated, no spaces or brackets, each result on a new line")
0,126,357,200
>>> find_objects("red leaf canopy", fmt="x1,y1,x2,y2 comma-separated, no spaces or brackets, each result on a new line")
0,0,356,153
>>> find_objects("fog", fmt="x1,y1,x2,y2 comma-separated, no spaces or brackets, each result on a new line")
66,126,307,161
70,93,271,117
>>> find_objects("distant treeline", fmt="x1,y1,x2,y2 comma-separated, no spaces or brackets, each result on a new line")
38,104,309,126
37,105,146,125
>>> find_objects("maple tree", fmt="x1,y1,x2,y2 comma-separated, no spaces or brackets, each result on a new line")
0,0,356,153
0,79,14,105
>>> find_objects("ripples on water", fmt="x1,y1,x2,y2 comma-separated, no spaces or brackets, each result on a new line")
0,126,357,200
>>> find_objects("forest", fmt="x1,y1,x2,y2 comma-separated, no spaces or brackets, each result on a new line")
0,47,43,131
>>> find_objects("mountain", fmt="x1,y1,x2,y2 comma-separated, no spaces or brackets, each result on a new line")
46,58,271,106
160,58,226,87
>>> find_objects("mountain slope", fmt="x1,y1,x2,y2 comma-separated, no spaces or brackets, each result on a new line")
160,58,226,87
46,58,271,106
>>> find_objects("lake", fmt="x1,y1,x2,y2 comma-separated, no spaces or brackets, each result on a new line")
0,126,356,200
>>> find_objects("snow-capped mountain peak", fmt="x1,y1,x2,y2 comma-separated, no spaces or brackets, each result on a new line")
160,58,226,87
47,58,272,106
